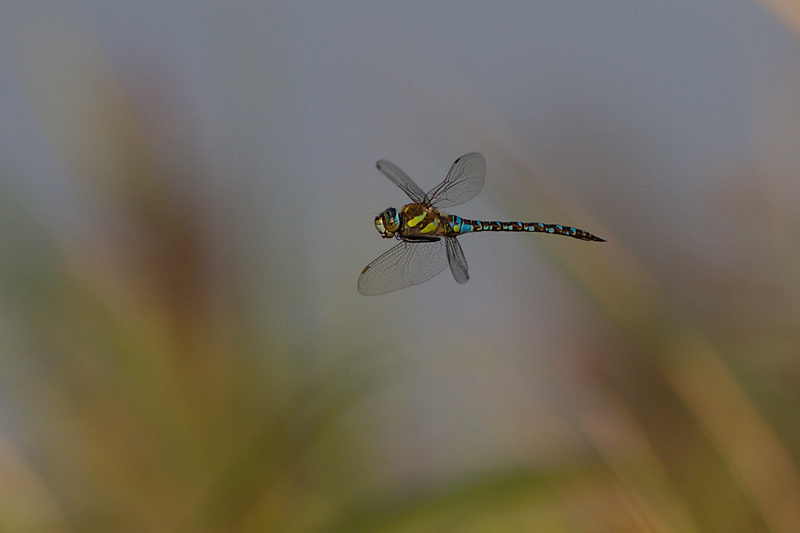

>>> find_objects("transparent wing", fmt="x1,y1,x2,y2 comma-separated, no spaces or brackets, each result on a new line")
358,239,449,296
445,237,469,284
424,152,485,208
375,159,427,204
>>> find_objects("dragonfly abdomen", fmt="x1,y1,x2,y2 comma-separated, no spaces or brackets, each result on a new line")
449,215,605,242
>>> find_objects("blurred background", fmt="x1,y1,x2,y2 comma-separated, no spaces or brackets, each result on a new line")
2,0,800,531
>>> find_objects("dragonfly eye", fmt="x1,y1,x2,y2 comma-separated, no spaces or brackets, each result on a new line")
374,208,399,238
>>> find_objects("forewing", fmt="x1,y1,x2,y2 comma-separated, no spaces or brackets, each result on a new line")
376,159,427,204
425,152,485,208
445,237,469,284
358,239,449,296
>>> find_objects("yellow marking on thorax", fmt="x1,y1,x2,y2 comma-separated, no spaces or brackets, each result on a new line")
420,219,439,234
406,213,426,227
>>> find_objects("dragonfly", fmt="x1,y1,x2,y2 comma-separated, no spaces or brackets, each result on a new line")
358,152,605,296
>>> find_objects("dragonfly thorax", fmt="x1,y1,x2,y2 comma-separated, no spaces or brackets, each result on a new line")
374,207,400,238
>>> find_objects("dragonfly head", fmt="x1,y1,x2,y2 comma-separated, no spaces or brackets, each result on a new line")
374,207,400,238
